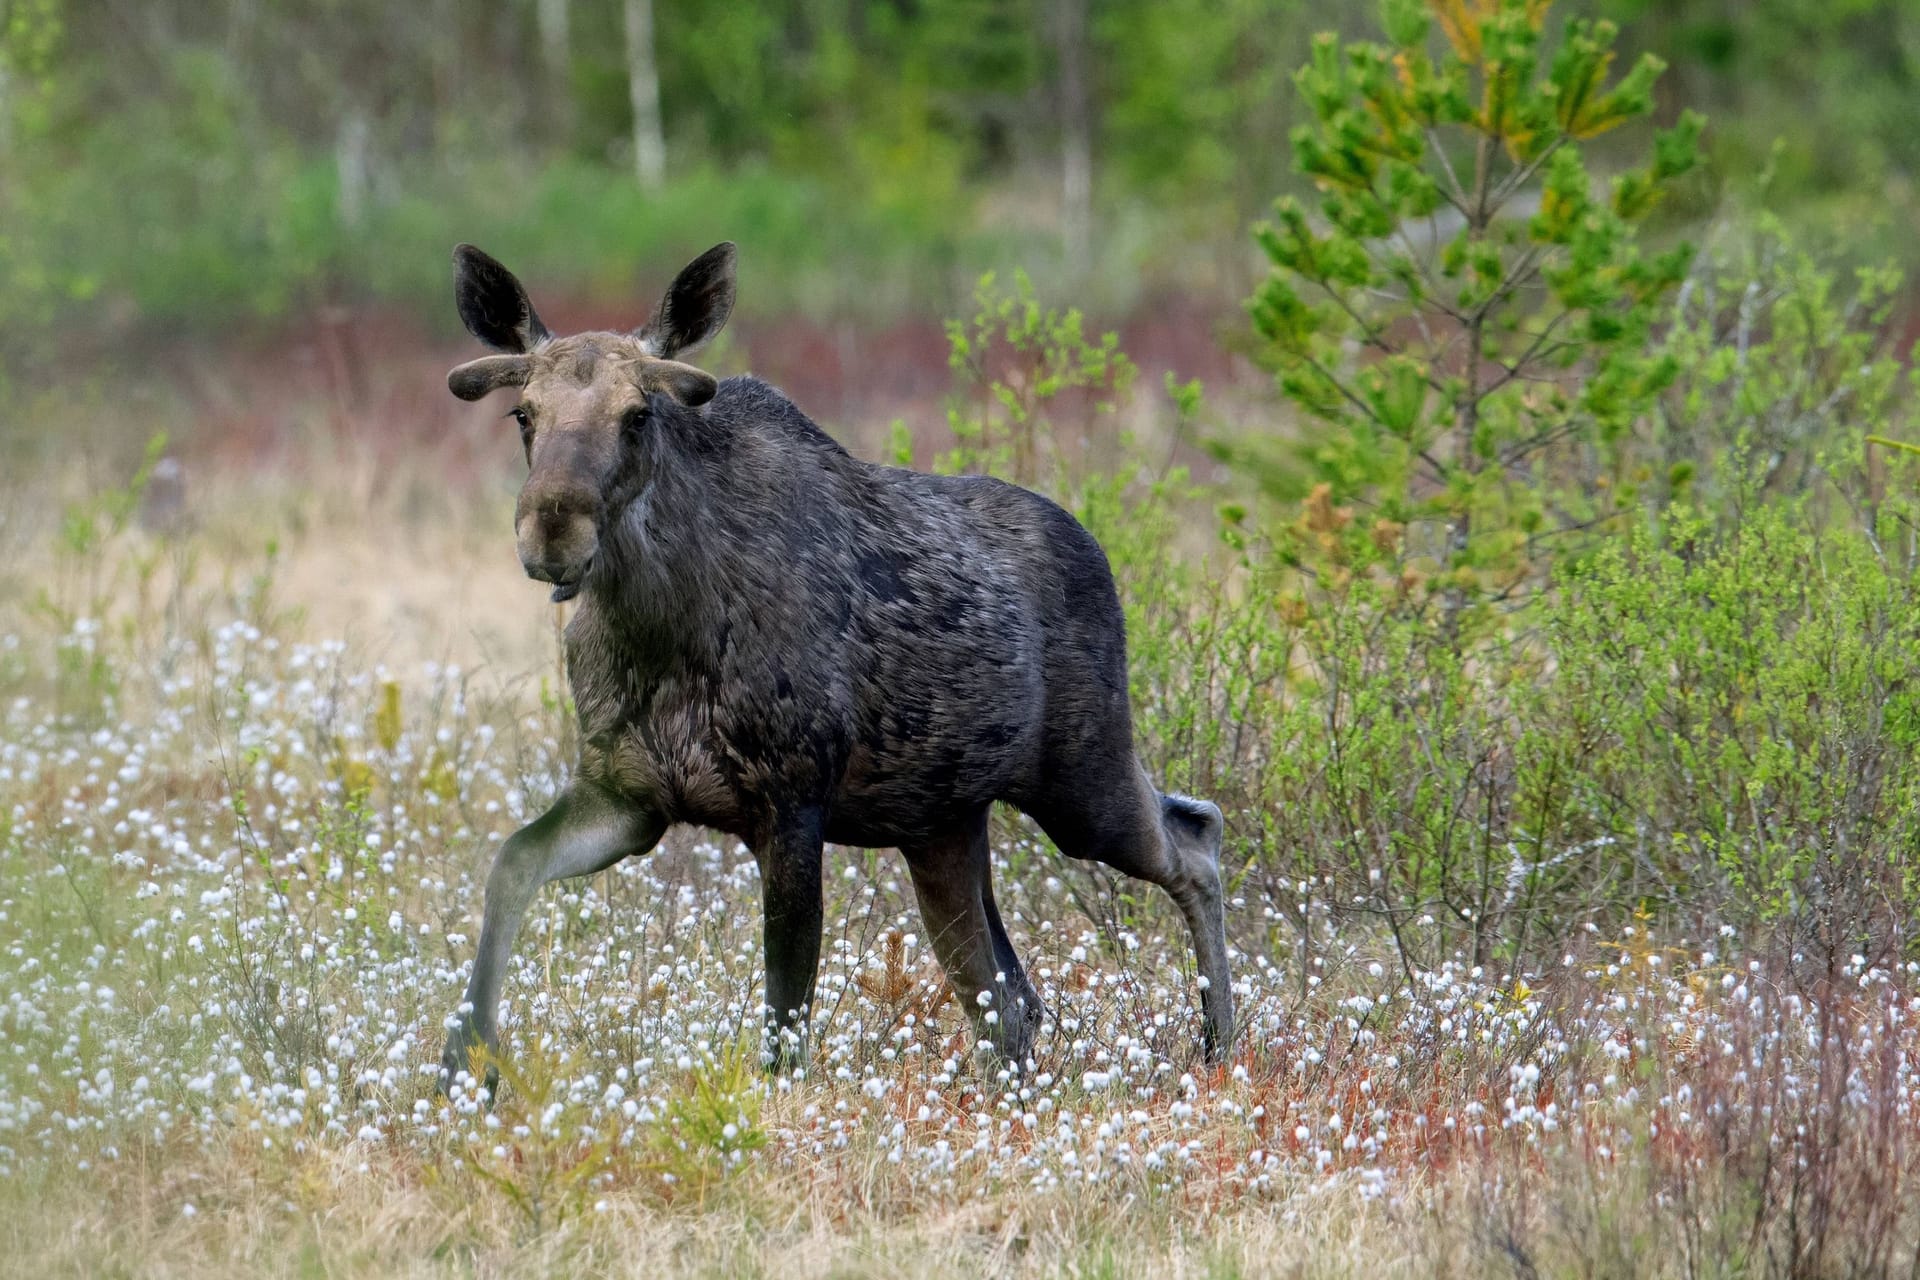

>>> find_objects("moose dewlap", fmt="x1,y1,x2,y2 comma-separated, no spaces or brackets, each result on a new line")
437,241,1233,1089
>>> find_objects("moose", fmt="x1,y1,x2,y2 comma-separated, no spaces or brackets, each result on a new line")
437,241,1233,1089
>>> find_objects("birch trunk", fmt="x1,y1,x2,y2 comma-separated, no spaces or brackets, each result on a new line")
1056,0,1093,281
623,0,666,190
537,0,572,133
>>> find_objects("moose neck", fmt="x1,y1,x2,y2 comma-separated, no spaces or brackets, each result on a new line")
583,429,734,669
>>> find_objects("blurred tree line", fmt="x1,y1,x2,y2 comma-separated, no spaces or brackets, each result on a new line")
1603,0,1920,216
0,0,1917,343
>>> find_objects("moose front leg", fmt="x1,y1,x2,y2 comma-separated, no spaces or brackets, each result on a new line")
439,783,666,1092
756,809,825,1075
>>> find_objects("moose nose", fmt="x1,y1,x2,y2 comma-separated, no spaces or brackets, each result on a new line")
515,506,600,591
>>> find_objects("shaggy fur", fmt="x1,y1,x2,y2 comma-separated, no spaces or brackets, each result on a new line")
439,245,1233,1088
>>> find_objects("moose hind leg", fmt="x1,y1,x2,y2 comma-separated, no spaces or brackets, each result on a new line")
903,810,1043,1067
1034,768,1234,1062
1158,791,1234,1061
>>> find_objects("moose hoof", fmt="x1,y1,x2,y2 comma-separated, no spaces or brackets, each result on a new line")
763,1027,810,1078
438,1021,498,1098
998,1024,1042,1075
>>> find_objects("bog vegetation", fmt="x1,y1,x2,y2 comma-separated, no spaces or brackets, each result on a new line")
5,1,1920,1276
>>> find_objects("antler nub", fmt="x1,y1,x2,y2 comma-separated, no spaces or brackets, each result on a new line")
447,354,533,401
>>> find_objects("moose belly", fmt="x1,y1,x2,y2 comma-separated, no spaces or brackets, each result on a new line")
823,600,1048,846
825,707,1040,847
573,643,1044,845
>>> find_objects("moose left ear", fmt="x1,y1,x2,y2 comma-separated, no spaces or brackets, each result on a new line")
640,242,736,360
643,360,719,407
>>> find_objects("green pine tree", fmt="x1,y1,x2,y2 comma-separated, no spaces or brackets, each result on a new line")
1237,0,1704,616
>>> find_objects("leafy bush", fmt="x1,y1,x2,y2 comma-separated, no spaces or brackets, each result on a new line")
1652,211,1910,523
1106,491,1920,977
1549,508,1920,942
939,271,1141,486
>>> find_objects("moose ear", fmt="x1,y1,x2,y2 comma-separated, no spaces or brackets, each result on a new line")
447,354,531,401
641,359,719,408
452,244,551,353
641,242,736,359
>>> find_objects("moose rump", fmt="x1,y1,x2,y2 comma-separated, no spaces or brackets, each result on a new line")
437,242,1233,1091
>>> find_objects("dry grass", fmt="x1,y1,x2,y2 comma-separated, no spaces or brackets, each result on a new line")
3,1147,1417,1279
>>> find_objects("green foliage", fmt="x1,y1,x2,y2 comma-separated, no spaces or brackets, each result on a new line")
1111,493,1920,972
1550,507,1920,926
0,0,1083,345
941,271,1138,485
10,0,1920,353
1098,0,1309,223
1652,212,1913,521
0,0,61,78
31,431,169,722
1,113,992,342
1238,0,1703,613
1593,0,1920,242
649,1037,770,1188
467,1042,624,1236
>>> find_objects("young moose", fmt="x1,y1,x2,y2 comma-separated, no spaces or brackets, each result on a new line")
437,242,1233,1088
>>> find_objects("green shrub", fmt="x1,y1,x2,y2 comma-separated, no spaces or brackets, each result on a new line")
1548,506,1920,938
1652,211,1911,524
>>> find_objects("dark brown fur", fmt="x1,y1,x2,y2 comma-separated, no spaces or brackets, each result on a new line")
438,243,1233,1089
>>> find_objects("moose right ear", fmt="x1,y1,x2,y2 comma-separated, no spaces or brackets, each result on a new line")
453,244,551,353
447,354,532,401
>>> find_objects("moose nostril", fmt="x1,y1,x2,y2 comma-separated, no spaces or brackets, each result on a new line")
550,492,599,521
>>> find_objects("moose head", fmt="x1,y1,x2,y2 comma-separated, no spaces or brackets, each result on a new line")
445,242,737,601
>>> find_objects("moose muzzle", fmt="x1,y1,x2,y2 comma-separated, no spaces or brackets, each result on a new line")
515,489,601,602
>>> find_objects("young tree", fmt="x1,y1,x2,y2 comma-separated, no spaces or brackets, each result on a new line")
1238,0,1703,613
